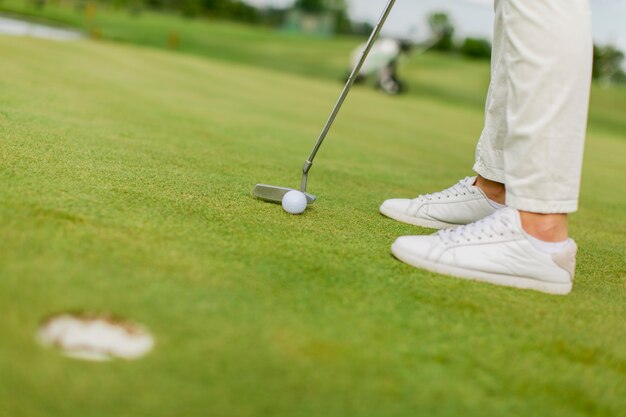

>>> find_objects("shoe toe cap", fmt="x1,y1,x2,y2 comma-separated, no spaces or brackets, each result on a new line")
392,235,440,259
380,198,411,215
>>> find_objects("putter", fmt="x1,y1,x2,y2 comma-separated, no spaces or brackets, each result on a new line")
253,0,397,205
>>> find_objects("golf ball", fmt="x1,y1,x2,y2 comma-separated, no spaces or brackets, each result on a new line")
282,190,308,215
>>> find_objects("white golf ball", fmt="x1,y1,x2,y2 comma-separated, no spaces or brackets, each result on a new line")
282,190,308,215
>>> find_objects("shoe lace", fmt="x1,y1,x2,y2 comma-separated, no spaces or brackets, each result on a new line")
437,210,515,244
414,177,476,202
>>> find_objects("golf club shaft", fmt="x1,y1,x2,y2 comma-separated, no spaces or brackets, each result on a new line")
302,0,397,179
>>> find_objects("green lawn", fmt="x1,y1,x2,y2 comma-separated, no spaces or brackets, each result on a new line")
1,20,625,417
0,0,361,79
2,0,624,134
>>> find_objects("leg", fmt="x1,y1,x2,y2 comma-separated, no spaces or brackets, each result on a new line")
502,0,592,240
473,0,508,185
387,0,593,294
380,2,509,228
503,0,592,215
475,175,505,205
474,0,507,206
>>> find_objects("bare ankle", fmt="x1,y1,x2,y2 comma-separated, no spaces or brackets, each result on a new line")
475,175,506,204
519,211,569,242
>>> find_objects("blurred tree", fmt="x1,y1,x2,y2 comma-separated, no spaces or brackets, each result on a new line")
92,0,258,21
295,0,324,13
351,21,374,37
221,0,260,23
593,44,626,84
328,0,351,34
460,37,491,59
428,12,454,51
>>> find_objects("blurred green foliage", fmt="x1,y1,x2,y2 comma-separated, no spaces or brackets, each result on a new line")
116,0,261,21
460,37,491,60
11,0,358,34
426,12,490,61
593,44,626,85
295,0,325,13
428,12,454,52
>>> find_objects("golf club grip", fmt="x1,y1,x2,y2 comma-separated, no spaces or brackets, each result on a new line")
304,0,397,169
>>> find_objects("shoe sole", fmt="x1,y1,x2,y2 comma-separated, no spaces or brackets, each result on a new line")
380,206,458,229
391,242,572,295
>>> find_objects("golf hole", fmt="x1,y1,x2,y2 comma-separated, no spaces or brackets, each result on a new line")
37,313,154,361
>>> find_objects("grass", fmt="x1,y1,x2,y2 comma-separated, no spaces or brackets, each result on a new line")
0,0,360,79
2,0,624,134
1,11,626,417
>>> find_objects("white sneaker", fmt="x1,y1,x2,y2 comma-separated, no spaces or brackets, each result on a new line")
380,176,500,229
391,208,577,295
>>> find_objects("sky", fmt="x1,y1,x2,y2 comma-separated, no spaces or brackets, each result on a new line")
244,0,626,52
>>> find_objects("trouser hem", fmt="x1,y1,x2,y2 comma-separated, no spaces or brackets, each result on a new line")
473,161,506,184
506,193,578,214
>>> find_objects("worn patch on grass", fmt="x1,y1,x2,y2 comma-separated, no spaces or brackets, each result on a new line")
37,313,154,361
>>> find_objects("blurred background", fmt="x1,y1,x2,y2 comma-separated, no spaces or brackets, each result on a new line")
1,0,625,91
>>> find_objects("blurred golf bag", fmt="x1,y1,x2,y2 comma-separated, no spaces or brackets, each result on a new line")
347,38,412,95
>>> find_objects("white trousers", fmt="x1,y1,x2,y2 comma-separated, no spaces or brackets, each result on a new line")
473,0,593,213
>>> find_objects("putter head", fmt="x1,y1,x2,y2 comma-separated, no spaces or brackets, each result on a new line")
253,184,316,205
